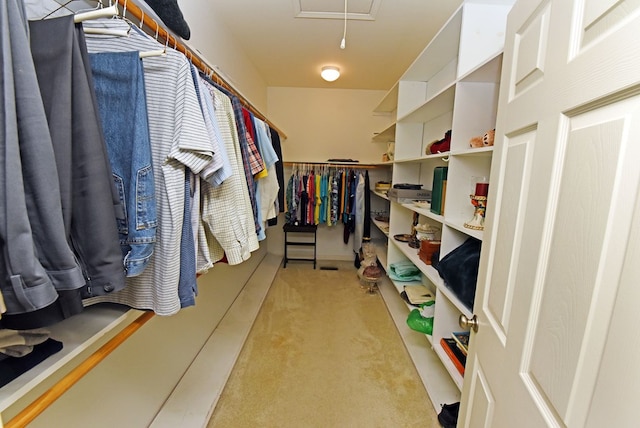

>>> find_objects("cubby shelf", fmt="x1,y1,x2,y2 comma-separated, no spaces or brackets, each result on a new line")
371,216,389,237
372,123,396,143
371,0,515,410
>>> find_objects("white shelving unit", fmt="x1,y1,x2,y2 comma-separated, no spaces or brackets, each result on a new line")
373,0,514,411
369,182,391,270
372,83,398,144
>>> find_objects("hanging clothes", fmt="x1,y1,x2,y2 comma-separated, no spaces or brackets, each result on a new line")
210,84,262,237
88,51,157,277
285,174,297,224
0,0,86,330
199,84,260,264
177,170,197,308
83,19,214,316
269,127,285,215
363,170,371,239
314,172,321,225
307,171,315,225
331,172,339,225
191,69,234,272
27,15,128,323
300,172,309,225
242,109,266,241
319,170,328,225
253,117,280,230
190,66,228,188
353,172,365,253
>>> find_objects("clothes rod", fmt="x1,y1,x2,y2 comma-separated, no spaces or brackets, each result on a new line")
283,161,385,169
115,0,287,140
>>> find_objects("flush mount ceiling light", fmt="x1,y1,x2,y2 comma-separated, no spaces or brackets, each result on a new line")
321,66,340,82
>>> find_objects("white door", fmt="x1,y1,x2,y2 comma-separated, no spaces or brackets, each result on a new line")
459,0,640,426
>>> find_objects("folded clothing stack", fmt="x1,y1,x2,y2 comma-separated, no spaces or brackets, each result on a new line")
388,261,422,282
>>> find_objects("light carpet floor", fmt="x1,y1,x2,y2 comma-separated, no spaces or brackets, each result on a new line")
207,261,440,428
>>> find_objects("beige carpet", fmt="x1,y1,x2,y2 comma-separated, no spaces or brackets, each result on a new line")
207,261,440,428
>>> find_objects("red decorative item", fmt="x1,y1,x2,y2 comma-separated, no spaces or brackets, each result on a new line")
475,182,489,197
429,130,452,154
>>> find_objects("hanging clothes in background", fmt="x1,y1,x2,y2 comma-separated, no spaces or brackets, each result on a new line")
353,172,365,253
269,128,286,216
331,172,340,225
363,170,371,239
344,170,357,244
307,170,315,226
284,165,371,253
300,171,309,225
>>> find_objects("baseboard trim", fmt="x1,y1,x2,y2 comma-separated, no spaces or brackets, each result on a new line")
149,253,283,428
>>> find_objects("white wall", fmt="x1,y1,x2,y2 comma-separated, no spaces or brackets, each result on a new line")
267,87,391,163
179,2,268,112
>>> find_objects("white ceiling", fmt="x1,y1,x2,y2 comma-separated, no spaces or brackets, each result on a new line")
205,0,463,90
31,0,464,91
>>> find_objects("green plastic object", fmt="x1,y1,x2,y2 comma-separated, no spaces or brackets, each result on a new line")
406,300,434,335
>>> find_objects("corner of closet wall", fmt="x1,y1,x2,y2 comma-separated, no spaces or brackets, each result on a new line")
179,1,268,113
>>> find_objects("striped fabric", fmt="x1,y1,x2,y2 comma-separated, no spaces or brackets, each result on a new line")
82,19,213,315
189,64,226,183
194,70,233,187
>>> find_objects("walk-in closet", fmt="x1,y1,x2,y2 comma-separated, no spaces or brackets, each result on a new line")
2,0,640,426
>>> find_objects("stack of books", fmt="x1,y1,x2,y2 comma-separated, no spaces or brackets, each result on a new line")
440,332,469,376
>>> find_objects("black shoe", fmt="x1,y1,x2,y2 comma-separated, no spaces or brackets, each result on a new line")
438,402,460,428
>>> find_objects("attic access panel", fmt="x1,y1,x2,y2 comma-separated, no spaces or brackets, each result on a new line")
295,0,381,20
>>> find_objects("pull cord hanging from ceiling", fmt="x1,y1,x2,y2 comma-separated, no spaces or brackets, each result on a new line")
340,0,348,49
